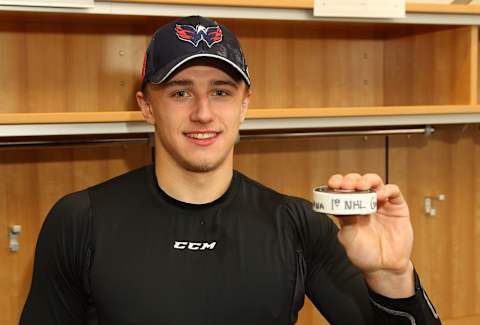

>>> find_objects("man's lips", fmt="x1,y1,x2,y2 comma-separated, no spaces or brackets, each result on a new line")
186,132,218,139
184,131,221,146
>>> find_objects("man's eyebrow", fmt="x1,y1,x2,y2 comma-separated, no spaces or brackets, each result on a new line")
161,79,240,89
162,79,194,88
212,80,239,89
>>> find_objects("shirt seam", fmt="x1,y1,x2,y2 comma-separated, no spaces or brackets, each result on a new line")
369,297,416,325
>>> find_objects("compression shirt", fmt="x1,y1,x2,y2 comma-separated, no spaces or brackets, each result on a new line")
20,165,441,324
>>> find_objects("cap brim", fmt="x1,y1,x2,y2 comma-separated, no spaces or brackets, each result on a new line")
150,53,251,87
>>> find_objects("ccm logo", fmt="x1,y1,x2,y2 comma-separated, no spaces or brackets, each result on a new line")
173,241,216,250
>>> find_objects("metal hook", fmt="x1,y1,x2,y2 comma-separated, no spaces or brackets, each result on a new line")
424,194,445,217
9,225,21,252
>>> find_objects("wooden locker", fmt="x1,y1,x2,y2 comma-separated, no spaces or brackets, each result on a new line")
0,144,151,324
389,125,480,324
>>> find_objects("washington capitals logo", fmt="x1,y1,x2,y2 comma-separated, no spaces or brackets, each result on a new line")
175,24,223,48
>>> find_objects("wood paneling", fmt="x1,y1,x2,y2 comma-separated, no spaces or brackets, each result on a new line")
110,0,480,15
384,25,474,106
234,135,386,199
4,104,480,125
1,14,473,115
0,17,153,113
469,26,477,105
0,144,151,325
110,0,313,9
443,315,480,325
477,26,480,105
234,135,386,324
229,20,385,109
389,124,480,321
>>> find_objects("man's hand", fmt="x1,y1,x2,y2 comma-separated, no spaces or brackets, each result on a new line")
328,173,415,298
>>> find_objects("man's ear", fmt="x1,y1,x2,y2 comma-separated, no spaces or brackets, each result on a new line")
239,88,251,123
136,90,155,125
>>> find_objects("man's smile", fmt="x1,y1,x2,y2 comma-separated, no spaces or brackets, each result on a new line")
184,130,221,146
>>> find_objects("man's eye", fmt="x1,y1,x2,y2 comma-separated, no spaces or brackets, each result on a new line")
213,90,228,96
173,90,189,97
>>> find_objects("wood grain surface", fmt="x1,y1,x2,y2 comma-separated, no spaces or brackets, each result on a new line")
3,104,480,125
109,0,480,14
0,15,474,115
0,143,151,324
389,124,480,321
0,17,153,113
383,25,474,106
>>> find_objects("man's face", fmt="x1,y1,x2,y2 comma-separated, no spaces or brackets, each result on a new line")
137,61,250,173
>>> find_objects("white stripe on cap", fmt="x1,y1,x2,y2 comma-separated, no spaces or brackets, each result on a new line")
153,53,251,86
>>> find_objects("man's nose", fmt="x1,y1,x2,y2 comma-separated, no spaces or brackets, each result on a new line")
190,95,214,123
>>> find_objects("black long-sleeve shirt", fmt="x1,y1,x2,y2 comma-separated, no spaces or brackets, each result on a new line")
20,165,441,324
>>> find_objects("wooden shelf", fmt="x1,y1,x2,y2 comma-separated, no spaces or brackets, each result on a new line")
1,106,480,125
110,0,480,15
2,108,480,138
0,3,479,134
247,106,480,119
110,0,312,9
407,3,480,15
1,1,480,25
0,111,145,125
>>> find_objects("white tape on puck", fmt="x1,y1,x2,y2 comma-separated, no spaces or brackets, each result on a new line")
313,186,377,215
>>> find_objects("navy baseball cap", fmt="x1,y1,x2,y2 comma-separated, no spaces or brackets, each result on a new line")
140,16,251,91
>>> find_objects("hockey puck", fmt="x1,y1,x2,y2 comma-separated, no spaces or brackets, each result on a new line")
313,186,377,215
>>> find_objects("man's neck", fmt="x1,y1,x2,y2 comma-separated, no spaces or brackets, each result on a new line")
154,154,233,205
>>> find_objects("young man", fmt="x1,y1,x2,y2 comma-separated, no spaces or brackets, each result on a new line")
20,16,441,324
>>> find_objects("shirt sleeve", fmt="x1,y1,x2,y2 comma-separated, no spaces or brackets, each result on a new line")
19,190,94,325
368,269,441,324
285,197,441,325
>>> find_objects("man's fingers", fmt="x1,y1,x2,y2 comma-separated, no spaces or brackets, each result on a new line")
376,184,405,205
342,173,362,189
327,174,343,188
328,173,385,191
328,173,363,190
358,173,384,191
327,173,405,207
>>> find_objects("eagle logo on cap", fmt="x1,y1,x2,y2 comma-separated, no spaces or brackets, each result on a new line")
175,24,223,48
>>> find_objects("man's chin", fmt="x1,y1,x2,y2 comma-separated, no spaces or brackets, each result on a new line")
166,146,233,174
181,159,223,173
184,164,216,173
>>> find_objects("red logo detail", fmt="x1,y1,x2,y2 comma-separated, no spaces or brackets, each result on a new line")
140,52,147,82
175,24,223,48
